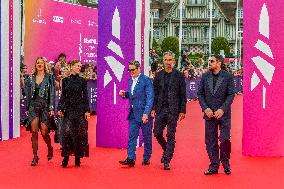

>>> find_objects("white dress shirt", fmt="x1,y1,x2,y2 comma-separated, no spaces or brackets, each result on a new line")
131,73,141,95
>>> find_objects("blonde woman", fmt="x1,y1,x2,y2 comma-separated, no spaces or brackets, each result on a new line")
26,57,55,166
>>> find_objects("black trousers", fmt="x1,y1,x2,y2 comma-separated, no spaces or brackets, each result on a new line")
205,118,231,170
153,108,178,163
61,114,88,158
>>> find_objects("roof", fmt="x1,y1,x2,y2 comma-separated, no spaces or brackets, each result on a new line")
151,0,243,24
214,0,243,23
151,1,177,23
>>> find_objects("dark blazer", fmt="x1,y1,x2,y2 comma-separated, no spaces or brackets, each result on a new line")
197,70,235,120
152,69,187,117
26,73,55,111
124,74,154,122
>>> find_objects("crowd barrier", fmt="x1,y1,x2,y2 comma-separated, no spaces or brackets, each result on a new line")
185,76,243,100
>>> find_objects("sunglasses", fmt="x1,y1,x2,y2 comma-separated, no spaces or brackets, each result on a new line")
128,68,137,72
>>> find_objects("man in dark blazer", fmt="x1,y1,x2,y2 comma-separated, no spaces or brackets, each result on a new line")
151,51,187,170
118,60,154,167
197,54,235,175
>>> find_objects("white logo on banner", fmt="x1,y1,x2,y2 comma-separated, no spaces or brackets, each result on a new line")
32,8,47,24
88,20,98,27
79,33,97,63
53,16,64,23
71,19,81,25
104,7,125,105
189,82,196,90
250,3,275,109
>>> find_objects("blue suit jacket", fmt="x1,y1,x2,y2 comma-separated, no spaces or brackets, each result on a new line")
197,70,235,120
124,74,154,122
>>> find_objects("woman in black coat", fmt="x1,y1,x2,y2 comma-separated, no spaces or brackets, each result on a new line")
58,60,90,167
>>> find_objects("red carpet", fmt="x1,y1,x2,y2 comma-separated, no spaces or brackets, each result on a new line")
0,96,284,189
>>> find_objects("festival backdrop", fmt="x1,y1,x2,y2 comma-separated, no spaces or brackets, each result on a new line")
24,0,98,73
97,0,150,148
243,0,284,156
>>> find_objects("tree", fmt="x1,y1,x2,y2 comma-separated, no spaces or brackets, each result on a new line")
161,36,179,60
152,38,160,51
78,0,98,8
211,37,230,56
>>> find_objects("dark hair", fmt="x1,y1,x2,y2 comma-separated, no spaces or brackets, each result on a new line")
20,63,27,69
212,54,223,62
128,60,140,68
212,54,228,71
58,53,66,59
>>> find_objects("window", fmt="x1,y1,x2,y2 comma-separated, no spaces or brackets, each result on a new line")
238,8,243,18
207,9,216,18
154,29,161,40
188,0,203,4
175,27,179,37
177,8,186,18
182,28,189,40
87,0,98,3
175,27,190,39
151,9,160,19
204,27,216,38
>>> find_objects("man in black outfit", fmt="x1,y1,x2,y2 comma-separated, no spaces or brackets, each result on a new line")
151,51,187,170
197,55,235,175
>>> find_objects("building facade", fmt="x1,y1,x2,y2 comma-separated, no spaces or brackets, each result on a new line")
151,0,243,55
61,0,98,7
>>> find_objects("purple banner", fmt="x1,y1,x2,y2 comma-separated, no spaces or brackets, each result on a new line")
186,76,242,100
9,0,14,139
97,1,137,148
87,80,97,112
185,77,201,99
234,76,243,93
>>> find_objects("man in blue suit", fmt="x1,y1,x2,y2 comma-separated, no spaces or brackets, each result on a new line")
118,60,154,167
197,54,235,175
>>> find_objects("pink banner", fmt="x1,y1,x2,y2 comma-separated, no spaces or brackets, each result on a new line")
24,0,98,73
243,1,284,156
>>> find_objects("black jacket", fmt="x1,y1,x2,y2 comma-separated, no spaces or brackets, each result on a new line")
26,73,55,111
153,69,187,117
58,74,90,118
197,70,235,120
